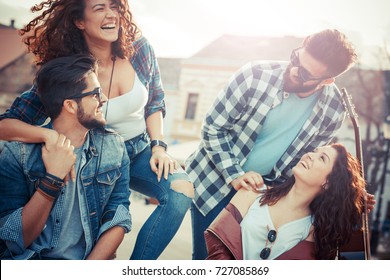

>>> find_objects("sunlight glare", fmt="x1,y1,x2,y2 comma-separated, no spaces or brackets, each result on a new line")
201,0,314,37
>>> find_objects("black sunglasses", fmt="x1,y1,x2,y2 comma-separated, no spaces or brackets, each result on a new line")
259,229,277,259
68,87,104,101
290,48,329,83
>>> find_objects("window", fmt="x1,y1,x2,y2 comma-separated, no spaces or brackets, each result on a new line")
184,93,199,120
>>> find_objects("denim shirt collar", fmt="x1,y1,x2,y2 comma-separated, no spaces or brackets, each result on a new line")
87,130,98,158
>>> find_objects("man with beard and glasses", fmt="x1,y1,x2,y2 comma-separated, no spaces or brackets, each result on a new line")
186,29,363,259
0,55,131,260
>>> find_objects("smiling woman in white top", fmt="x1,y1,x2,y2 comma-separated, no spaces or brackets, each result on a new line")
205,143,366,260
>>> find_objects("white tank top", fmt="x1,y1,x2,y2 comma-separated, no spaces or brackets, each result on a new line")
241,195,312,260
103,73,148,141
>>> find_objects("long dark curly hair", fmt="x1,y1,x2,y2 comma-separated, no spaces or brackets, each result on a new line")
20,0,140,65
259,144,365,259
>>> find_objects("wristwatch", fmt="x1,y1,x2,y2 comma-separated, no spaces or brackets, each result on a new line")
150,140,168,151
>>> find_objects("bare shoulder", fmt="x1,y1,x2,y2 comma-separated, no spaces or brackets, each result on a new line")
230,188,259,218
305,225,315,242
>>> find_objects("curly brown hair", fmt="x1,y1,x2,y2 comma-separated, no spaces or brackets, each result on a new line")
20,0,140,65
260,144,365,259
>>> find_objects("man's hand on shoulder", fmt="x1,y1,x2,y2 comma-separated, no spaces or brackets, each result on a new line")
42,134,76,180
230,171,264,192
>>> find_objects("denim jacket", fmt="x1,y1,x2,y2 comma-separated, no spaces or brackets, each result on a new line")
0,128,131,259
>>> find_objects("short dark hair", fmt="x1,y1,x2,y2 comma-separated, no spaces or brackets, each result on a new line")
35,54,97,120
302,29,358,77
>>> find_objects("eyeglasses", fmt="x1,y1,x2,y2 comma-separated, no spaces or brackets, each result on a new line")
259,228,277,259
290,48,329,83
68,87,104,102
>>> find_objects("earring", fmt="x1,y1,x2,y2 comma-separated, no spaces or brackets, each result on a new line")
321,183,328,190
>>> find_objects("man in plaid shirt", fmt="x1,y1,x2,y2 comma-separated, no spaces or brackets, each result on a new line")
185,29,358,259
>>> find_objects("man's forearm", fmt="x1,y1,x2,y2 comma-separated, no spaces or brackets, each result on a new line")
22,190,55,247
86,226,125,260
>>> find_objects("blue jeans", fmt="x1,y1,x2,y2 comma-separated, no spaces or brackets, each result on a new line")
191,188,236,260
125,132,192,260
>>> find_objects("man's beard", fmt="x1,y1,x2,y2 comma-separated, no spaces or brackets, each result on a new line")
282,65,321,93
77,105,105,130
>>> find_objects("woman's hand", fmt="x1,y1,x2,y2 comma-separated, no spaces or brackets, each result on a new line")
366,192,376,213
42,128,60,147
149,148,179,182
230,171,264,192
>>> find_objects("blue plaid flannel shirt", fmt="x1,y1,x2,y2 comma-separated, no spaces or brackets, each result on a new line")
0,36,165,124
185,61,346,216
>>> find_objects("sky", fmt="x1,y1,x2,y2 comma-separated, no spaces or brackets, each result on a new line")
1,0,390,67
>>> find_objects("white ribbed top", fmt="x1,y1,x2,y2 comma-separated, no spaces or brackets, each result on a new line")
103,73,148,141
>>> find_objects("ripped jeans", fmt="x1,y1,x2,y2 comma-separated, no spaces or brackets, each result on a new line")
125,132,192,260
